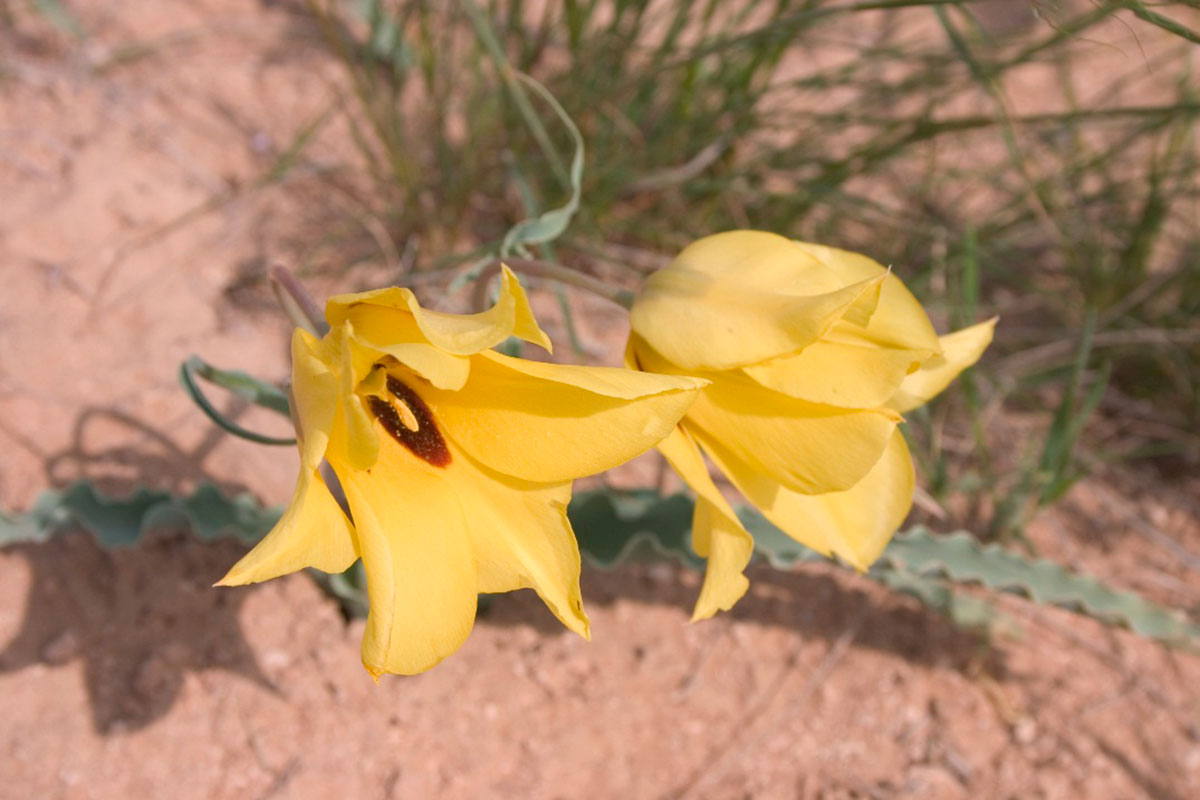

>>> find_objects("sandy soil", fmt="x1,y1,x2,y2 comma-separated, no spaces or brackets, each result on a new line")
2,2,1199,798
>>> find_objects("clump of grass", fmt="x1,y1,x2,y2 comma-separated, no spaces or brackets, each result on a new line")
300,0,1199,540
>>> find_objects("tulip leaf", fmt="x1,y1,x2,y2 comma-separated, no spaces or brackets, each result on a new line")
566,489,1199,645
2,484,1195,644
179,356,296,446
880,526,1200,643
0,482,275,549
571,489,703,570
499,73,585,257
873,568,1003,632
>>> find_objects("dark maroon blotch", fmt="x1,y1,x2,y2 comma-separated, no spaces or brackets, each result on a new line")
366,376,452,468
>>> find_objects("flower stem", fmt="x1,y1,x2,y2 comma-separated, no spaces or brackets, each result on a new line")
473,258,635,312
269,265,329,336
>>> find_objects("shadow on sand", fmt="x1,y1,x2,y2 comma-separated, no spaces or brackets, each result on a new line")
0,404,277,733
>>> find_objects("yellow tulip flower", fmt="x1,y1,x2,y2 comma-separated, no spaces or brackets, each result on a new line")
219,266,705,677
628,231,995,620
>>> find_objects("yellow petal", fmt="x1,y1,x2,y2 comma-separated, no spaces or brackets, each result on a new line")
338,443,478,678
216,467,359,585
790,240,942,352
887,318,997,412
454,452,589,638
422,350,705,483
290,329,338,469
631,268,884,371
329,325,380,471
665,230,851,294
743,339,927,408
704,429,915,570
692,498,756,620
656,425,753,620
325,265,552,356
643,345,899,494
337,304,471,390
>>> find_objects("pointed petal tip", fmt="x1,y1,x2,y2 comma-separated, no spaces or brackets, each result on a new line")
689,571,751,623
499,263,554,354
689,580,749,623
841,553,872,574
556,600,591,640
212,570,244,588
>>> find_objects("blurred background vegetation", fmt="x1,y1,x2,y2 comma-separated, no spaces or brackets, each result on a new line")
304,0,1200,546
16,0,1200,546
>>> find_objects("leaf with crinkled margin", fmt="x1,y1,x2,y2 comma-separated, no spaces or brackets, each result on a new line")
5,484,1196,642
570,489,702,570
0,482,278,548
739,507,1003,630
573,494,996,628
565,490,1197,645
178,484,285,543
872,568,1002,632
882,526,1200,644
0,481,375,617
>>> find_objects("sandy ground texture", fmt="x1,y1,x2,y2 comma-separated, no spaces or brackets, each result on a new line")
2,2,1200,798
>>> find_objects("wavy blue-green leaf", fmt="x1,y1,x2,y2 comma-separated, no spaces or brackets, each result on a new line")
0,482,277,549
3,484,1195,642
883,526,1200,642
568,490,1199,644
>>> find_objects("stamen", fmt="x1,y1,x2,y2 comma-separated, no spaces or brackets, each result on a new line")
366,376,452,468
394,399,420,432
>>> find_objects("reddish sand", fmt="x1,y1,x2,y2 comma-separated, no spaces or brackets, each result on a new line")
2,2,1198,798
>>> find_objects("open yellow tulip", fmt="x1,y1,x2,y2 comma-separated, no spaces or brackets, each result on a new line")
219,266,705,677
628,231,995,620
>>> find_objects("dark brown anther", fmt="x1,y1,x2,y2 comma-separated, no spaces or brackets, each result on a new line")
366,376,452,468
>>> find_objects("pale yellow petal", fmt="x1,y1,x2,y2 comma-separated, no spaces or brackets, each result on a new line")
666,230,850,294
655,424,739,522
328,325,380,471
338,305,471,390
704,429,914,570
216,467,359,585
791,240,942,352
887,318,997,412
692,498,756,620
325,265,552,355
290,328,338,469
743,339,927,408
631,267,884,371
656,424,753,619
455,453,589,638
338,444,478,678
645,350,899,494
422,350,705,483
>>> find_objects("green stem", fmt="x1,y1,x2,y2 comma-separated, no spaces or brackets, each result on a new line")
473,258,635,312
